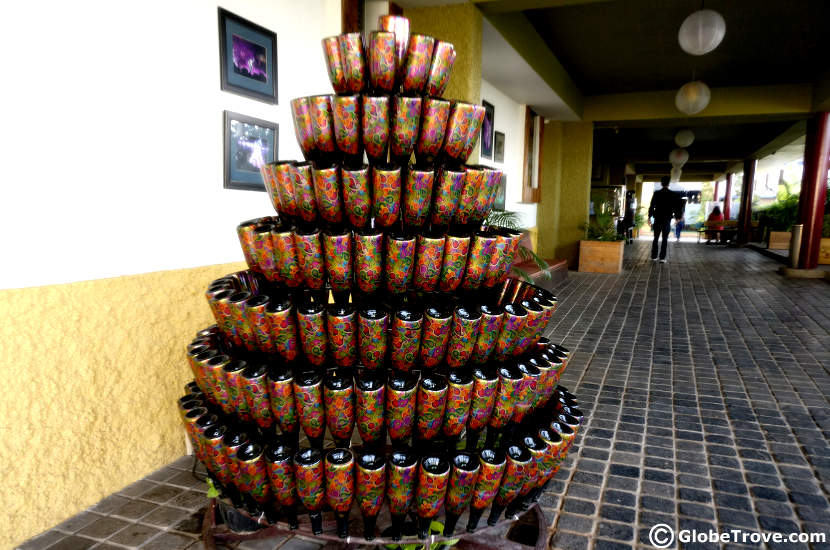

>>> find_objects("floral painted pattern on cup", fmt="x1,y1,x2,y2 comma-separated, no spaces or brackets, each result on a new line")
327,308,357,367
402,34,435,94
203,355,233,414
342,165,371,228
480,168,504,221
223,360,252,422
236,220,259,270
446,306,482,367
537,429,565,484
208,291,237,346
512,363,539,423
251,225,279,282
228,292,257,351
389,311,422,371
323,230,352,292
290,97,316,159
294,449,325,510
495,446,532,506
310,95,336,153
445,453,480,515
356,375,385,445
413,234,445,292
322,36,347,93
425,41,456,97
415,457,450,518
494,303,527,360
431,168,465,226
236,445,272,503
274,161,300,219
266,452,297,506
312,165,343,224
297,306,328,366
373,165,401,227
260,163,281,214
358,308,388,369
467,367,499,431
512,301,545,356
203,426,232,483
368,31,396,93
325,449,355,512
266,301,299,361
488,366,522,429
272,227,303,287
294,374,326,440
294,229,325,289
419,307,451,368
323,375,355,442
362,95,390,162
387,450,417,515
268,372,298,434
416,375,448,440
356,457,386,516
417,98,451,159
455,166,483,225
378,15,409,82
385,234,416,293
460,104,487,161
291,162,318,223
442,372,473,437
386,374,417,443
438,235,470,292
338,33,365,93
403,167,434,227
443,102,477,161
519,436,545,495
462,233,497,290
244,296,273,353
355,231,383,293
243,365,274,429
470,449,506,510
391,95,422,158
332,95,361,156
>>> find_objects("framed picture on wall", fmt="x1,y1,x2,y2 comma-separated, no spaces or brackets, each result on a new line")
494,131,505,163
493,174,507,211
480,100,495,159
223,111,278,191
218,8,278,104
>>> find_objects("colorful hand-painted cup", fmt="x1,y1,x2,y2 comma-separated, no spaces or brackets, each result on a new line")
504,435,546,517
250,225,279,282
425,41,456,97
321,36,347,94
267,367,298,442
339,33,366,93
290,97,317,160
378,15,410,84
419,305,452,368
323,370,355,448
494,303,528,361
296,302,328,367
228,291,257,351
442,369,474,439
385,232,416,293
326,304,357,367
265,296,300,361
469,304,504,366
311,164,343,224
460,104,487,161
416,98,451,163
472,167,504,224
455,165,485,225
293,371,326,449
358,305,388,369
390,95,422,160
332,95,362,161
389,308,423,371
403,165,435,227
203,425,232,486
372,163,402,227
466,448,506,532
322,229,352,292
415,455,450,539
235,442,272,505
439,234,471,292
443,451,480,536
463,232,498,290
385,371,418,445
362,95,390,164
273,162,301,219
446,305,482,367
355,451,386,540
354,229,384,293
512,298,545,356
242,363,274,430
443,102,480,162
431,167,466,226
222,428,250,493
532,426,565,503
265,442,299,528
488,444,532,525
294,447,325,534
487,364,523,432
342,164,371,228
291,162,318,223
202,354,233,415
325,448,355,538
294,227,326,289
416,373,448,442
466,365,499,451
413,232,445,292
310,95,336,155
356,371,386,447
402,34,435,94
387,447,418,541
271,225,303,287
368,31,396,93
485,228,522,287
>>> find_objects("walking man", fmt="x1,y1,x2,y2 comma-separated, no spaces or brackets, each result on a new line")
649,177,683,262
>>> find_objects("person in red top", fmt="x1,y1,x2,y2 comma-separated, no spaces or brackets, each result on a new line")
706,206,724,243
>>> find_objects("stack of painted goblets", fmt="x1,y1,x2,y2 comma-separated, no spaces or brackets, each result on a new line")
178,13,587,543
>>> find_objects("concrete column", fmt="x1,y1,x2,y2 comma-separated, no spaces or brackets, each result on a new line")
797,112,830,269
737,159,757,244
713,179,720,203
723,173,733,219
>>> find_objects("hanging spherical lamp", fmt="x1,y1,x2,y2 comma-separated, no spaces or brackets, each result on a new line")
675,81,711,115
678,9,726,56
674,129,695,148
670,166,683,182
669,148,689,167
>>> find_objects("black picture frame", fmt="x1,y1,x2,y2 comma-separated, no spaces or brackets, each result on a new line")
480,100,495,159
223,111,278,191
218,8,278,104
494,131,505,163
493,173,507,211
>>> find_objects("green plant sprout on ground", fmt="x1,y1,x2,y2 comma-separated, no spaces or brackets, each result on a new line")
384,520,460,550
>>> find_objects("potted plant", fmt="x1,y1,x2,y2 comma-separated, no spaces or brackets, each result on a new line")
579,205,625,273
633,211,647,239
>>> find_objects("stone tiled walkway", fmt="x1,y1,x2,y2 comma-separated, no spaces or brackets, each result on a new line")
19,241,830,550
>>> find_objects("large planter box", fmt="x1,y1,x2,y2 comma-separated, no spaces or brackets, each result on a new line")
578,240,624,273
768,231,791,250
820,238,830,265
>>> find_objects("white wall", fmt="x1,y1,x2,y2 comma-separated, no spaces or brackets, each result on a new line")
0,0,340,289
480,80,537,229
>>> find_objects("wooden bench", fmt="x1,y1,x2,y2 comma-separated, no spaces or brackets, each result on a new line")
698,219,738,243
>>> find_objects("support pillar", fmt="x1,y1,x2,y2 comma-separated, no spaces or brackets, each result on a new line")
797,112,830,269
723,173,733,219
737,159,757,244
712,180,720,204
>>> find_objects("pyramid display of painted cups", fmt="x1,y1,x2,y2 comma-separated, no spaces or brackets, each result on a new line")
179,14,584,542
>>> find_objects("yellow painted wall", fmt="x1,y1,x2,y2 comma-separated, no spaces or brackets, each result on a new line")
537,121,594,266
0,262,245,548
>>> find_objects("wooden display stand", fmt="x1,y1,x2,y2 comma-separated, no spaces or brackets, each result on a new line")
578,240,624,273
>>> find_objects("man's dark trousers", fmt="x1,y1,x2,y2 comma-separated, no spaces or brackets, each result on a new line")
652,219,671,260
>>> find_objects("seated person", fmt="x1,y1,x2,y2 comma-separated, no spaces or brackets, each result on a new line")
706,206,724,243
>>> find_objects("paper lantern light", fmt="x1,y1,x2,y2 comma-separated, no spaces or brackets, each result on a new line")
678,9,726,56
670,166,683,182
669,148,689,167
674,129,695,148
675,81,711,115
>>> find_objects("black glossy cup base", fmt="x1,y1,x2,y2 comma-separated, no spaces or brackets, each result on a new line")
487,503,506,526
363,514,378,540
443,511,460,537
466,507,484,532
309,511,323,535
335,512,349,538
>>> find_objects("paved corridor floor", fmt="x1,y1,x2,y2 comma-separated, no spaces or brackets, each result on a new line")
19,241,830,550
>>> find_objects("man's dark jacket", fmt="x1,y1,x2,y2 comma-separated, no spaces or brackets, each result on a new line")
649,188,683,222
